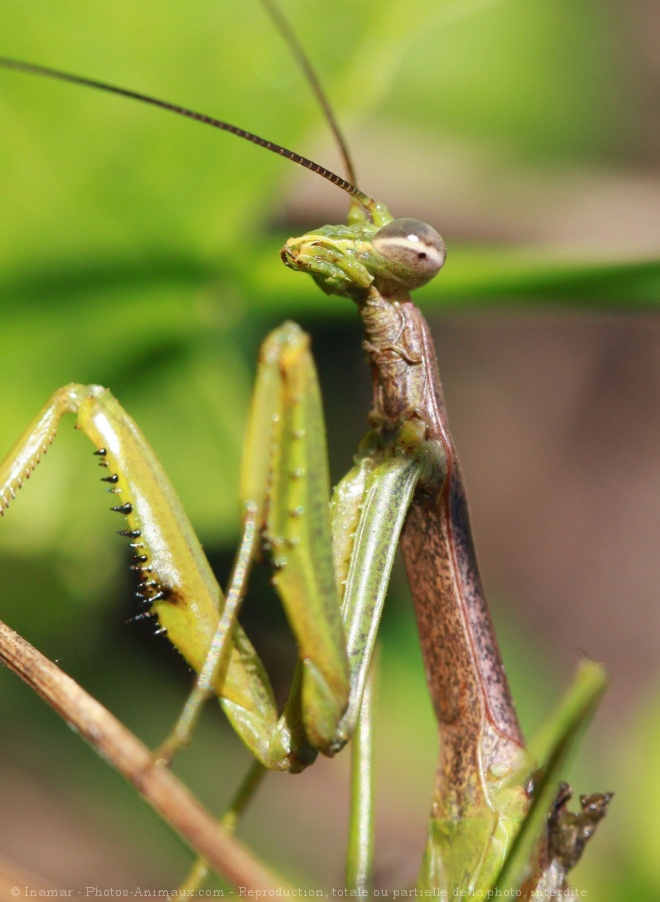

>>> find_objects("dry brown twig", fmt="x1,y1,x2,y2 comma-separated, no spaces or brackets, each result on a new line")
0,618,287,892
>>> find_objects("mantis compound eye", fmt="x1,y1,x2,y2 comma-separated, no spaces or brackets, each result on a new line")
372,218,446,290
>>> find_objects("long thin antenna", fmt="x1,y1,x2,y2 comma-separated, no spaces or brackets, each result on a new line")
258,0,357,186
0,56,379,216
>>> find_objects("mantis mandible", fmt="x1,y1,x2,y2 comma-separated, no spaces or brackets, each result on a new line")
0,4,610,894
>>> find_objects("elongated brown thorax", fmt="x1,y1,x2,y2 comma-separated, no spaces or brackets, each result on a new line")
358,287,528,818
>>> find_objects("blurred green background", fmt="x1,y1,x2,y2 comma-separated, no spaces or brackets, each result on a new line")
0,0,659,893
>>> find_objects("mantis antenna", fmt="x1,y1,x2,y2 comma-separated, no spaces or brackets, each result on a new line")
0,55,384,221
257,0,358,187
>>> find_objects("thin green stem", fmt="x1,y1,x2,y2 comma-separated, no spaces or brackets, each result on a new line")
345,651,377,892
173,760,268,897
494,660,608,894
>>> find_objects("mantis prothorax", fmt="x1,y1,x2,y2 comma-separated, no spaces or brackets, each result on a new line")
0,13,610,894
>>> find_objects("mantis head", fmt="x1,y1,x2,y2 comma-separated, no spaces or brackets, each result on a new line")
281,216,447,300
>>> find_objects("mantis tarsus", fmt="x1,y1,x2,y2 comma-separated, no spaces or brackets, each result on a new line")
0,3,611,894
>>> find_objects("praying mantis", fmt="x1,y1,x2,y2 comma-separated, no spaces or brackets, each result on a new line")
0,0,612,894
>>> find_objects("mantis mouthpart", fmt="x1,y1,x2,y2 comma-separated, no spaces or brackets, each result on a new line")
0,5,611,893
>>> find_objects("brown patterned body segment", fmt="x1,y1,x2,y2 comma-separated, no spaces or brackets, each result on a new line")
358,286,529,821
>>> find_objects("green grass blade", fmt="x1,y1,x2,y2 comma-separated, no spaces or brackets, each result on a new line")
494,660,608,893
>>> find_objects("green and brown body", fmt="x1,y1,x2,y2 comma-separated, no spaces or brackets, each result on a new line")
284,218,534,891
361,289,533,890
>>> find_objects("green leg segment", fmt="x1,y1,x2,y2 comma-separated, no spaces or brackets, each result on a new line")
0,324,425,776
